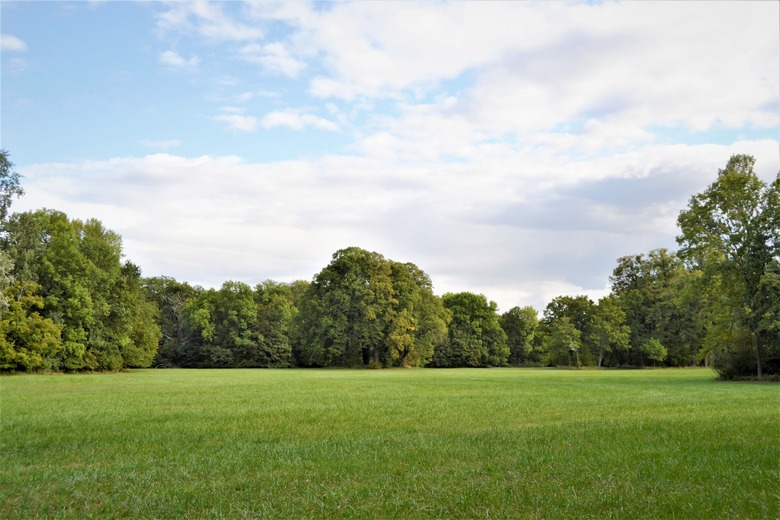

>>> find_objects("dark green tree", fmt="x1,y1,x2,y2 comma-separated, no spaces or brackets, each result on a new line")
610,249,706,366
541,295,596,365
433,292,508,367
500,306,538,366
253,280,296,368
295,247,395,367
542,317,582,367
143,276,201,367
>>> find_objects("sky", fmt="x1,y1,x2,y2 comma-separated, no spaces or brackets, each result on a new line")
1,0,778,312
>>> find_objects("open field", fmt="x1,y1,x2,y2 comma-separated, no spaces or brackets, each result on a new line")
1,368,778,519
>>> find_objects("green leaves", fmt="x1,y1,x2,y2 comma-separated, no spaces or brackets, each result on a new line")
1,210,160,371
676,154,779,378
0,149,24,223
296,247,451,368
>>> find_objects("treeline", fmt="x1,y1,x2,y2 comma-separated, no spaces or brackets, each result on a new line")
1,152,778,378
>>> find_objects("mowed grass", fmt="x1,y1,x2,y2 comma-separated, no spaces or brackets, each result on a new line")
1,368,778,519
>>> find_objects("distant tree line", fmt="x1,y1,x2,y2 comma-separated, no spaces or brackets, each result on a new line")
1,150,778,379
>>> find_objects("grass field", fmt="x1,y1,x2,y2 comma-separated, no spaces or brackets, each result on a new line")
1,368,778,519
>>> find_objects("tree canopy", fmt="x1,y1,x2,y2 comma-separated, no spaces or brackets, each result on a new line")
1,151,777,378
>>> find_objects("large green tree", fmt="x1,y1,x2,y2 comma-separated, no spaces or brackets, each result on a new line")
677,154,779,379
295,247,395,367
609,249,706,366
1,209,160,371
542,317,582,367
432,292,508,367
540,295,596,365
589,296,631,368
295,247,449,368
500,306,538,366
143,276,202,367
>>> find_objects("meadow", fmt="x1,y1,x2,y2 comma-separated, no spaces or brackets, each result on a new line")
1,368,778,519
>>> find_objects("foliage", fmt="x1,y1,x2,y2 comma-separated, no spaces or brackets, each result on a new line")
432,292,508,367
639,338,668,366
542,317,583,367
295,247,449,368
0,281,62,371
677,154,779,378
500,306,538,365
1,209,160,371
0,149,24,223
610,249,705,366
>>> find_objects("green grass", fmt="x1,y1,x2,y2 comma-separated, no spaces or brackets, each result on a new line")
2,368,778,519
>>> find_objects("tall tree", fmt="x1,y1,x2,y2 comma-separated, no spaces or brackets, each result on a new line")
500,306,538,366
541,295,596,365
143,276,201,367
677,154,779,378
295,247,395,367
542,317,582,367
253,280,296,368
589,296,630,367
385,261,450,367
295,248,448,368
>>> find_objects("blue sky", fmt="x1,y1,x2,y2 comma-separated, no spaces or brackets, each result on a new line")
2,0,778,311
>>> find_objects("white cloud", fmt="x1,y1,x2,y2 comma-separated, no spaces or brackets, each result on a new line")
159,50,200,70
15,138,778,312
155,0,263,42
261,109,339,131
213,107,259,132
1,34,27,52
238,42,305,77
9,1,780,313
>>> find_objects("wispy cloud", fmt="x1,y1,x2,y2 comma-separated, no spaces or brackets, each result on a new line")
238,42,305,77
1,34,28,52
155,1,263,42
261,109,339,131
213,107,259,132
159,50,200,70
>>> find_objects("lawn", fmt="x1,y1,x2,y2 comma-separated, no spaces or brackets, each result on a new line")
1,368,778,519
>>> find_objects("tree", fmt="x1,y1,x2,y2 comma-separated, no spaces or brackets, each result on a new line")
0,149,24,223
295,247,396,367
541,295,596,365
0,281,62,371
589,296,630,367
253,280,296,368
609,249,705,367
433,292,508,367
640,338,668,367
143,276,201,367
542,317,582,367
677,154,779,378
384,261,449,367
1,209,160,371
500,306,538,366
